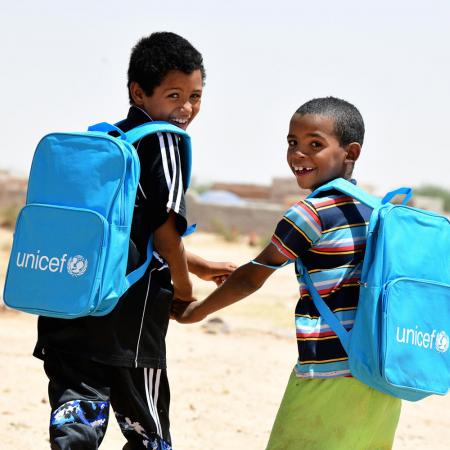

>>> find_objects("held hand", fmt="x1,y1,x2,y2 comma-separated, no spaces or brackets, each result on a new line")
197,261,237,286
172,299,206,324
170,299,194,320
173,281,196,303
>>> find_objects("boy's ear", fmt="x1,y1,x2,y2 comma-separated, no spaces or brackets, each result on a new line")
343,142,361,179
129,81,146,106
344,142,361,164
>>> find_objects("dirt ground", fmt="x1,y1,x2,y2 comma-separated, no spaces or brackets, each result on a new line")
0,230,449,449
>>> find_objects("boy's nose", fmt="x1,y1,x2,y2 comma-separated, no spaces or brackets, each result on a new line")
294,149,307,157
181,101,193,114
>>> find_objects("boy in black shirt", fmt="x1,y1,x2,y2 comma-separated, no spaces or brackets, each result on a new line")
34,32,235,450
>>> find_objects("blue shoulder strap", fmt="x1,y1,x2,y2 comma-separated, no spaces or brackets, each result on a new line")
308,178,413,207
89,121,193,188
296,260,351,352
123,239,154,291
124,121,193,189
124,121,194,287
303,179,413,353
88,122,127,140
124,121,190,143
304,179,376,352
88,120,194,290
308,178,381,209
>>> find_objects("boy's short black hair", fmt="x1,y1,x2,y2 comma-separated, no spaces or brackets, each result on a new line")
127,32,206,103
296,97,365,147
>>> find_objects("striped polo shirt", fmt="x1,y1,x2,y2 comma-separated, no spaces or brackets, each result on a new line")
271,187,372,379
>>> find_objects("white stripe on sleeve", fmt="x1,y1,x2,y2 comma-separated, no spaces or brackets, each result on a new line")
166,133,178,209
158,132,172,191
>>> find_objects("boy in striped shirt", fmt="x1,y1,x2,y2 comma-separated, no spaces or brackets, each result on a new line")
176,97,401,449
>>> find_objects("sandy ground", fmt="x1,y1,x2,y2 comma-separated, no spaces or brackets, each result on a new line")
0,229,449,449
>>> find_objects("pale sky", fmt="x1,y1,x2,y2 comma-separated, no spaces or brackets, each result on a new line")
1,0,449,192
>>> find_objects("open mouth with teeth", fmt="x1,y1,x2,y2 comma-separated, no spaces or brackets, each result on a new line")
292,165,315,176
170,117,190,128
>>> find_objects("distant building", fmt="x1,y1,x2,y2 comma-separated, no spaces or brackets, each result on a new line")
212,177,309,207
194,177,447,235
269,177,309,206
211,182,270,200
198,190,247,205
212,177,377,207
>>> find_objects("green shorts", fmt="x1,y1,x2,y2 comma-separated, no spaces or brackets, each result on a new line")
266,372,401,450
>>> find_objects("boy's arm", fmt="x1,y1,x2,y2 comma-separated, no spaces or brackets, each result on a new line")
174,243,289,323
186,251,237,285
153,211,194,302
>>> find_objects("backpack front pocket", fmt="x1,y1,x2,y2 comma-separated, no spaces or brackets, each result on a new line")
381,277,450,395
3,204,107,318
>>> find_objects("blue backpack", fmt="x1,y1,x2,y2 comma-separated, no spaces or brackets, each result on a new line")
301,178,450,401
3,121,192,318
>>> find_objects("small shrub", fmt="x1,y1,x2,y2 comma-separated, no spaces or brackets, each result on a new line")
210,217,240,242
0,203,22,230
413,185,450,212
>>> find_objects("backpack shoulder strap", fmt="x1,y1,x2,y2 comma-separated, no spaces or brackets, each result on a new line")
87,120,194,290
307,178,381,209
296,260,351,352
123,121,193,289
124,121,192,189
123,238,153,291
88,121,193,187
124,121,190,144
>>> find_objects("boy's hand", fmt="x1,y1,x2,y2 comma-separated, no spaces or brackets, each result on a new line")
186,251,237,286
196,260,238,286
172,299,206,324
173,281,196,303
174,244,289,324
170,298,196,320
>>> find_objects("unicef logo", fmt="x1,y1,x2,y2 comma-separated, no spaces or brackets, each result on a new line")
435,331,449,353
67,255,88,277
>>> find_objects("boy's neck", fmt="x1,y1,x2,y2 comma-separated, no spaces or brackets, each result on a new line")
310,177,357,192
132,105,153,121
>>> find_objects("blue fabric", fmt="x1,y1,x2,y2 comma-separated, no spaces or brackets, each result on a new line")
250,260,291,270
303,178,450,401
125,121,193,188
3,121,192,318
88,122,127,140
51,400,109,428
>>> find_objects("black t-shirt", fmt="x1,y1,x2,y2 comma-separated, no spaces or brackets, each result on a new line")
33,106,188,368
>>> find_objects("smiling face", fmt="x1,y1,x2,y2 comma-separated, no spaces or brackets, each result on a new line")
129,69,203,130
287,113,361,191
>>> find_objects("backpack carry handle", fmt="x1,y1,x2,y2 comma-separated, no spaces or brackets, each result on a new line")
381,187,413,205
88,122,127,140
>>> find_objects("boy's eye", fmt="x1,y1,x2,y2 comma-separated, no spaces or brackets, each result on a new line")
168,93,180,99
287,139,296,147
310,141,322,149
189,93,201,103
